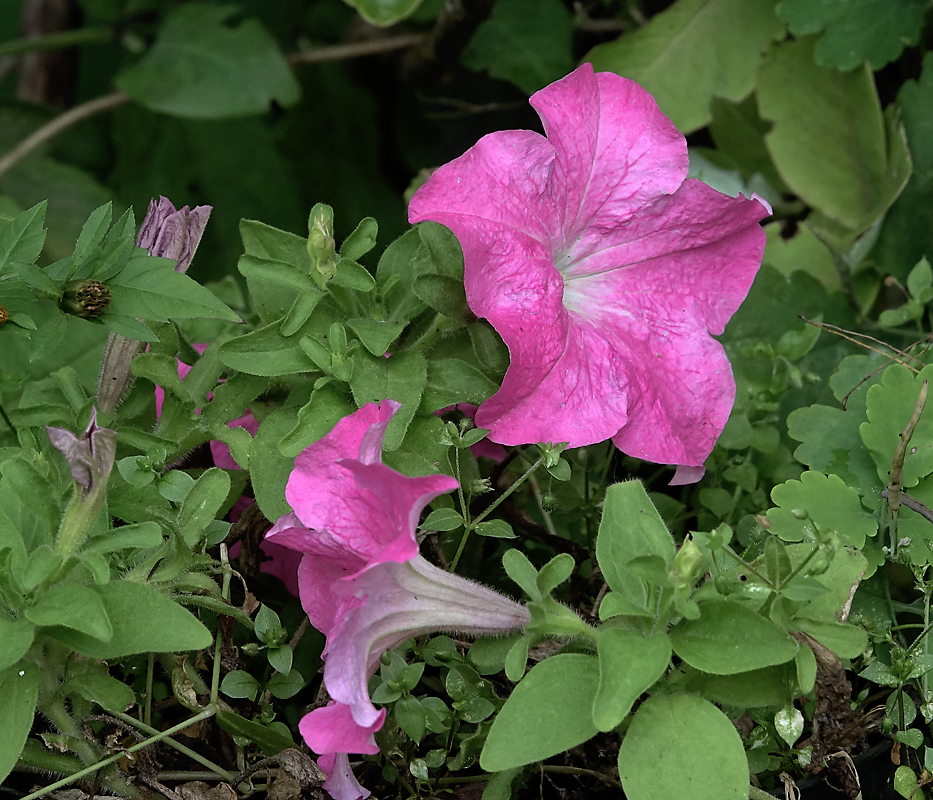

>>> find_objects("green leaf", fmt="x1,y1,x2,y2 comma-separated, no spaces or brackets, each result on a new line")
776,0,927,71
413,274,468,320
27,585,113,641
67,202,111,279
461,0,573,95
596,481,675,613
480,653,599,771
110,253,240,322
346,318,405,357
0,616,35,672
251,408,298,521
767,471,877,547
757,37,911,242
220,669,260,700
340,217,378,261
349,351,427,450
279,383,355,458
669,599,798,674
115,3,299,118
0,201,47,275
178,467,231,546
343,0,425,25
237,255,321,296
331,257,376,291
584,0,783,133
682,663,793,708
220,319,317,376
421,358,499,413
593,630,671,732
793,618,867,659
267,645,292,676
876,54,933,284
861,364,933,486
268,668,305,699
618,694,748,800
422,508,465,532
215,709,295,755
474,519,516,539
0,662,38,784
396,695,426,743
45,581,211,658
63,670,136,713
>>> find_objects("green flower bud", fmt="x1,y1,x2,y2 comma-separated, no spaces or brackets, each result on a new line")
308,203,336,287
60,279,111,318
671,535,703,589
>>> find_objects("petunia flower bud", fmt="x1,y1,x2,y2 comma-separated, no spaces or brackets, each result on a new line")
46,407,117,554
60,279,111,319
307,203,336,287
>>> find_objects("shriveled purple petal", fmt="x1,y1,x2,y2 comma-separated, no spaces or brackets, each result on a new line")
46,408,117,496
409,63,768,475
136,195,212,274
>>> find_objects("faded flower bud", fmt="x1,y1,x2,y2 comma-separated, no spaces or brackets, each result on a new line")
60,279,111,318
307,203,336,287
47,407,118,555
671,535,703,589
137,195,212,273
0,304,7,324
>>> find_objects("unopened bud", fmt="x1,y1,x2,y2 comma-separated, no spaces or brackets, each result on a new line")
0,304,7,324
671,536,703,589
468,478,492,496
60,280,111,318
308,203,336,287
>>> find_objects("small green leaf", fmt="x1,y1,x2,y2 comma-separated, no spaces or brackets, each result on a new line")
216,709,295,755
480,654,599,772
395,695,426,742
220,670,260,700
343,0,425,26
0,617,35,672
474,519,516,539
267,645,292,676
774,704,804,746
340,217,378,261
178,468,231,546
422,508,465,532
64,670,136,713
268,668,305,699
0,201,47,275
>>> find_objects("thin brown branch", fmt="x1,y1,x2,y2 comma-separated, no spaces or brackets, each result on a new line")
0,89,130,179
287,33,424,65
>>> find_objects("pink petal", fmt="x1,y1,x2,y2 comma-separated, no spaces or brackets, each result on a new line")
316,752,371,800
284,401,458,566
408,63,768,470
300,702,383,755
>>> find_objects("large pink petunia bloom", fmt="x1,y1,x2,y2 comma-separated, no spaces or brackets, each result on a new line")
408,63,769,482
266,400,530,800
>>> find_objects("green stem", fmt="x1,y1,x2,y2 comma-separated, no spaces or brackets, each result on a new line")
144,653,154,727
775,544,821,591
0,27,113,58
42,697,102,768
108,709,234,781
471,455,544,529
0,397,14,431
721,545,775,589
449,447,471,572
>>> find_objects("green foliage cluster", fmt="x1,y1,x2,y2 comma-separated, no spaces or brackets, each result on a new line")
3,1,933,800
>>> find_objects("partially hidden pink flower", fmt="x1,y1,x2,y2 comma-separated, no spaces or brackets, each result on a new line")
266,400,531,800
408,63,769,484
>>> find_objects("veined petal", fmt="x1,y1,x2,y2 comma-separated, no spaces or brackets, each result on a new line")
530,64,687,243
316,752,371,800
324,556,530,728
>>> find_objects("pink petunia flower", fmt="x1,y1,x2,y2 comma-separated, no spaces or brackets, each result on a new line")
408,63,769,483
266,400,530,800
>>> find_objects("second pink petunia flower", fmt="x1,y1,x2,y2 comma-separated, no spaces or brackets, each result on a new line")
408,63,769,482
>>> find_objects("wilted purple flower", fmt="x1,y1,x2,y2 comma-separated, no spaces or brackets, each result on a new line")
136,196,211,273
46,407,117,499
